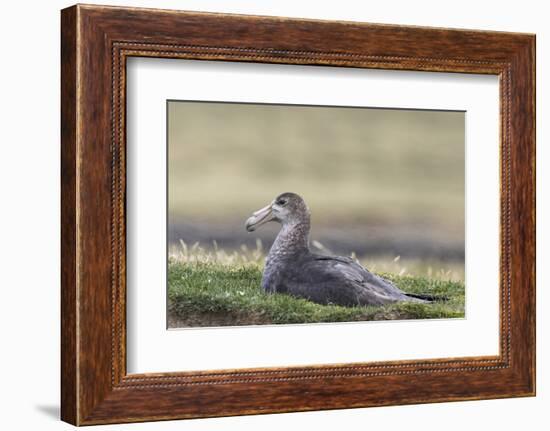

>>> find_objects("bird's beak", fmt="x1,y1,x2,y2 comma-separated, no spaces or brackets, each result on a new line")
245,203,274,232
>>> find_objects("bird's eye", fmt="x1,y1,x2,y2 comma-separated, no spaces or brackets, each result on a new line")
277,199,287,206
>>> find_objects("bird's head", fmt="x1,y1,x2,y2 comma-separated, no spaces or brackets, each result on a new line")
245,192,310,232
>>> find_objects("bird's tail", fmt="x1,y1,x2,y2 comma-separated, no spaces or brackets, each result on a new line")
406,293,449,302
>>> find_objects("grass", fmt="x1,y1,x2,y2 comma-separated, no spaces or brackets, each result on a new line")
167,243,465,328
170,239,465,282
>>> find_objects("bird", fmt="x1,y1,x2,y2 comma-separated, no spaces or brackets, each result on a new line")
245,192,437,307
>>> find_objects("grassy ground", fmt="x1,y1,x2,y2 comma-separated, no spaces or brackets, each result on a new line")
167,244,465,328
170,240,465,281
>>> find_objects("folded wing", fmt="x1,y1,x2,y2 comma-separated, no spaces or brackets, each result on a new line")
285,255,423,306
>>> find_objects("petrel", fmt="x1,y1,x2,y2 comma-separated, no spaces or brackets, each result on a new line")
245,192,434,307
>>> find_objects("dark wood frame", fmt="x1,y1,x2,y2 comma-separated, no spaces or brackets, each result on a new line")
61,4,536,426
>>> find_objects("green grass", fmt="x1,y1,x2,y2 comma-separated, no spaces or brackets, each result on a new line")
167,259,465,328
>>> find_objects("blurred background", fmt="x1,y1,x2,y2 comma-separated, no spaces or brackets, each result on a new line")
168,101,465,281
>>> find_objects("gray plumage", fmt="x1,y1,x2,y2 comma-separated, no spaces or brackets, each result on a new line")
245,192,429,307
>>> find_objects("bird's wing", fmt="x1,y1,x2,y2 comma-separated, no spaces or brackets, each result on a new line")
285,254,413,306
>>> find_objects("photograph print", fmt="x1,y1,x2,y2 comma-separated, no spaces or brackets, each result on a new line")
167,100,465,328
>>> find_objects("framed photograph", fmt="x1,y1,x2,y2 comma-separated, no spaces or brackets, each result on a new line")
61,4,535,425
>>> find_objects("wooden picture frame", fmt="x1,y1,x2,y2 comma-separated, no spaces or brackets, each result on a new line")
61,4,535,425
